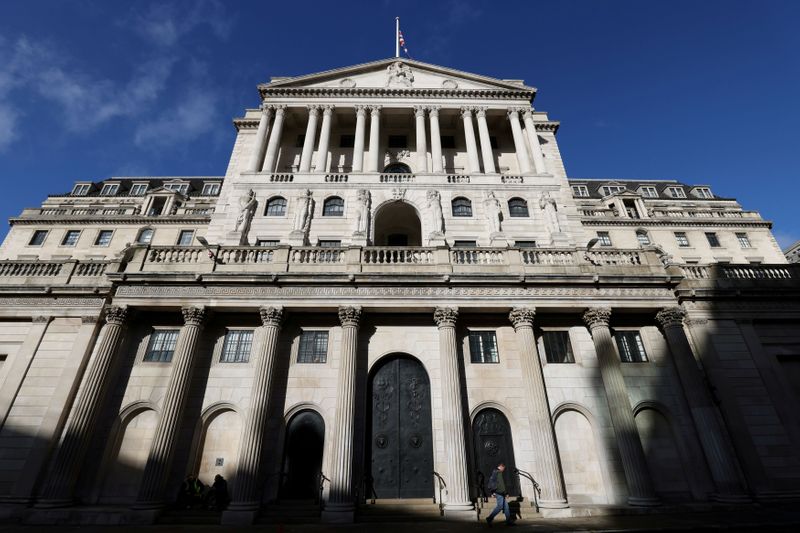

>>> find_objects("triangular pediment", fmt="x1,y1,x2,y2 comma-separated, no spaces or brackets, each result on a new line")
261,58,535,92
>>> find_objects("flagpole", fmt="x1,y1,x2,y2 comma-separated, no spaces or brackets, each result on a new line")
395,17,400,58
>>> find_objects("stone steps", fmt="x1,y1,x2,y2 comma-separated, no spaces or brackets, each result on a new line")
358,498,445,522
257,499,322,524
156,508,221,525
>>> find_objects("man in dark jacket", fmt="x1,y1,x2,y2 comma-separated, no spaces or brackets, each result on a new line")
485,462,514,526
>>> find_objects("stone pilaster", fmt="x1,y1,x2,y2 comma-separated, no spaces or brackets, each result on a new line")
352,106,367,172
36,306,129,507
460,107,481,174
262,105,286,173
433,307,474,514
299,106,320,172
223,307,285,524
429,106,443,173
508,307,568,508
134,306,207,509
322,306,362,523
522,109,546,174
507,108,533,174
475,107,496,174
246,103,273,172
582,307,660,506
655,307,748,502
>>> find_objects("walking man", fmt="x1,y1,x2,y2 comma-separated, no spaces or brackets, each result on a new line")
486,462,515,526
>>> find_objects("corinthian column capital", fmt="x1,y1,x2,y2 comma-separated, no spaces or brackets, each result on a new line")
354,105,368,116
104,305,129,326
338,306,362,328
428,105,440,117
507,107,521,119
509,307,536,329
181,306,207,327
433,307,459,328
460,106,474,118
583,307,612,329
413,105,427,117
306,105,321,116
272,104,287,116
475,106,488,118
369,105,382,116
655,307,686,329
259,306,284,327
321,105,335,116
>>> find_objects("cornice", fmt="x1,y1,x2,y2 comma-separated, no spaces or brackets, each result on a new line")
233,118,260,131
9,215,212,226
580,218,772,229
259,87,535,100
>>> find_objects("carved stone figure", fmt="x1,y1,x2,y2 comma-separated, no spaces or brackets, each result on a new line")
234,189,258,233
386,61,414,88
293,189,313,234
427,190,444,235
539,191,562,234
354,189,370,235
484,191,502,234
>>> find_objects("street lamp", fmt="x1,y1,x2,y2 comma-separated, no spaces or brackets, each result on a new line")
195,236,219,262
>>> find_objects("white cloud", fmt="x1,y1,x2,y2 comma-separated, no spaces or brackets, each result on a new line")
0,105,18,151
134,91,217,147
129,0,232,48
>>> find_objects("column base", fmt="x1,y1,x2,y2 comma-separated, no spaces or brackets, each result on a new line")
34,498,74,509
713,492,752,504
443,502,476,521
321,502,355,523
627,495,661,507
539,498,570,509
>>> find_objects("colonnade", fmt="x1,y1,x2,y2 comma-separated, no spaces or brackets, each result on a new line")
247,104,548,175
34,303,747,520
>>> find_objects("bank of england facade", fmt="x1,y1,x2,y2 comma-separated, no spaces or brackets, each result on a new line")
0,58,798,525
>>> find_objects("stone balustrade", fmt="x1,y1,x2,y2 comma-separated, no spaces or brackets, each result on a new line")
680,263,799,281
0,259,116,286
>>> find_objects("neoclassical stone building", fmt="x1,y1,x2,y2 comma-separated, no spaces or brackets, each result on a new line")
0,58,798,525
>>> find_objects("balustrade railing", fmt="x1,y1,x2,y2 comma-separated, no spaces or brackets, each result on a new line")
521,249,577,266
147,246,204,264
290,247,344,264
451,248,505,265
217,246,275,264
0,261,63,277
379,173,415,183
363,247,434,265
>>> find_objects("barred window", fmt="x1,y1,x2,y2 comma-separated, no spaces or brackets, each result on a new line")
265,196,287,216
615,331,648,363
636,230,650,246
674,232,690,247
508,197,529,217
542,331,575,363
452,197,472,217
144,330,180,362
298,331,328,363
596,231,612,247
220,330,253,363
736,232,751,248
469,331,499,363
323,197,344,216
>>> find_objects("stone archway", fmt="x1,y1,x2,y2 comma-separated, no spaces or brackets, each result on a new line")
373,201,422,246
472,408,520,497
383,162,412,173
281,409,325,499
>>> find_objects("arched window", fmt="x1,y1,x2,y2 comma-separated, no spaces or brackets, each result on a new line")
323,196,344,216
636,229,651,246
137,228,154,244
265,196,287,216
451,197,472,217
508,197,529,217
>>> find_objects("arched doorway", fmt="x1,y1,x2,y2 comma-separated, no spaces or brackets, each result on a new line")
367,355,433,499
383,162,412,173
195,408,241,486
472,408,520,497
281,410,325,499
373,201,421,246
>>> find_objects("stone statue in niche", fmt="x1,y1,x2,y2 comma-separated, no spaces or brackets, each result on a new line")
234,189,258,233
293,189,313,235
354,189,370,236
539,191,562,234
427,189,444,235
386,61,414,88
484,191,502,234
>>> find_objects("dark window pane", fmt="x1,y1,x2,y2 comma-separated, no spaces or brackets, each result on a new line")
490,136,498,149
615,331,648,362
220,330,253,363
339,134,354,148
508,198,529,217
144,330,180,362
323,197,344,216
453,240,477,247
452,197,472,217
295,134,305,147
469,331,499,363
542,331,574,363
441,135,456,149
515,240,536,248
29,230,48,246
266,197,287,216
298,331,328,363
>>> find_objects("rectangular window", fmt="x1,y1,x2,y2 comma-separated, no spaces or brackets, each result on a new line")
623,200,640,219
388,135,407,148
100,183,119,196
220,330,253,363
667,186,687,198
177,230,195,245
600,185,625,196
542,331,575,364
453,240,477,247
571,185,590,197
597,231,612,247
736,232,751,248
440,135,456,149
339,134,354,148
674,232,690,247
615,331,648,362
144,329,180,362
693,187,713,199
297,331,328,363
72,184,91,196
164,183,189,194
202,183,221,196
515,240,537,248
130,183,149,196
61,230,81,246
318,240,342,248
469,331,499,363
256,239,279,247
29,230,48,246
640,186,658,198
295,134,306,147
705,232,721,247
138,228,154,244
94,230,113,246
636,231,651,246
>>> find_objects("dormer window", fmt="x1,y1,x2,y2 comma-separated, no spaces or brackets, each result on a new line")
639,186,658,198
600,185,626,196
72,184,91,196
667,186,686,198
202,182,221,196
164,182,189,195
693,187,714,199
130,183,149,196
100,183,119,196
572,185,589,197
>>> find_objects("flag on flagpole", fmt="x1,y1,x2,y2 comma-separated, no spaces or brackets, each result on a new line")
397,24,411,58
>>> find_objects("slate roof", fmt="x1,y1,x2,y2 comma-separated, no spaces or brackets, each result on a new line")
51,177,224,198
567,179,733,201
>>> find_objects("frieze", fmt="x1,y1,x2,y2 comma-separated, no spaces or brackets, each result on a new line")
0,297,106,307
259,87,535,100
580,218,771,229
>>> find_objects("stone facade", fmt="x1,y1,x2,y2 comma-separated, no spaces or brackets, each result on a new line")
0,58,799,525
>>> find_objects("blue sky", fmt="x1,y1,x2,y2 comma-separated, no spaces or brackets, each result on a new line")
1,0,798,247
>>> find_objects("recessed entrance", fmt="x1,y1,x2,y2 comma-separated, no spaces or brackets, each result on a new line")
472,408,520,497
373,201,421,246
382,162,412,173
367,355,433,499
281,410,325,499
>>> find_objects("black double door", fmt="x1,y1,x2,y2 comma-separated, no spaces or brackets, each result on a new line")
472,408,519,497
282,410,325,499
368,356,433,499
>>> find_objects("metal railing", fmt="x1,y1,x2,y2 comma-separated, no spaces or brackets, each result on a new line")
514,469,541,512
317,471,330,507
432,471,447,516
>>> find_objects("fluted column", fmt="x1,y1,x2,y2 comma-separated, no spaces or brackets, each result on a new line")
508,308,568,508
262,105,286,173
429,106,443,173
507,108,533,174
324,306,362,520
299,106,320,172
366,106,381,172
414,106,428,172
655,307,748,501
461,107,481,174
475,107,496,174
583,307,659,506
227,307,285,514
433,307,473,512
37,306,129,507
352,106,367,172
247,104,273,172
522,109,546,174
314,105,334,172
135,307,207,508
